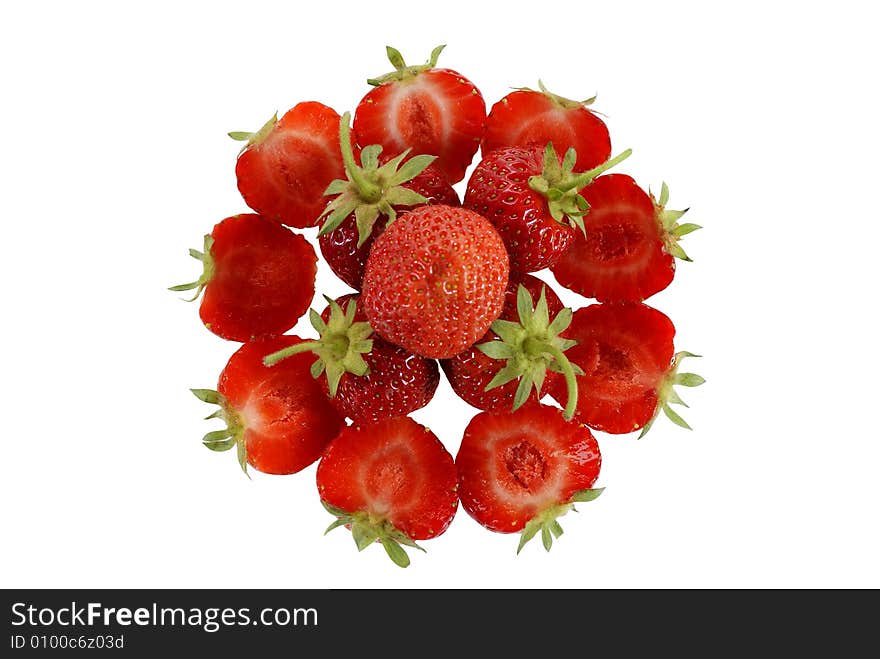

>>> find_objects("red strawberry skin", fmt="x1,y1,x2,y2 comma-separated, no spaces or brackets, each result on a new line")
318,158,459,290
442,274,564,412
551,174,673,302
464,145,575,273
235,102,348,228
361,205,509,359
550,302,675,434
354,69,486,184
316,416,458,540
481,89,611,171
219,337,344,475
456,404,601,533
319,295,440,424
199,214,316,342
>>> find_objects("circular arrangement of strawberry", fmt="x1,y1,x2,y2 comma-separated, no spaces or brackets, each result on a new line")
172,44,704,568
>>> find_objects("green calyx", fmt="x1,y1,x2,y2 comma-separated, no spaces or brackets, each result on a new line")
317,111,436,247
262,296,373,397
477,284,584,420
639,351,705,438
652,182,700,262
516,80,597,110
517,488,604,554
227,112,277,154
366,44,446,86
169,234,215,302
322,502,425,568
191,388,250,477
528,144,633,235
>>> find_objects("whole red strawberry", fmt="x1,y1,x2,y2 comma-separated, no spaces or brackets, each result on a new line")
353,45,486,184
456,404,603,553
192,336,344,476
549,302,704,435
170,213,316,342
263,295,440,424
317,416,458,567
361,204,509,359
551,175,699,302
482,81,611,171
464,143,631,273
443,275,584,418
317,113,459,290
229,102,348,227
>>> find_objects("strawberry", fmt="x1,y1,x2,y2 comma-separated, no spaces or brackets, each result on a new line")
443,275,584,419
317,113,459,289
317,416,458,567
353,45,486,184
170,213,316,342
229,102,349,228
463,143,631,273
549,302,704,435
551,175,699,302
361,204,509,359
456,404,603,553
192,336,344,476
481,81,611,171
263,295,440,424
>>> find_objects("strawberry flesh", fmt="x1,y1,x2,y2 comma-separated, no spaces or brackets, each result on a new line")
235,102,348,227
218,337,344,475
198,214,316,342
456,404,601,533
482,89,611,171
317,416,458,540
551,301,675,433
551,174,674,302
354,69,486,184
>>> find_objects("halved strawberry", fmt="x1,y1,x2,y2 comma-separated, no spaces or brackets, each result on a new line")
481,81,611,171
230,102,349,228
442,275,583,418
361,204,509,359
317,416,458,567
192,336,344,476
353,45,486,184
464,143,631,273
317,112,459,289
551,175,699,302
263,295,439,424
456,404,603,553
170,213,316,342
549,302,704,435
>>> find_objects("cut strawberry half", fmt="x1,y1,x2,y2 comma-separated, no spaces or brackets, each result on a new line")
317,416,458,567
456,404,603,553
230,102,349,227
170,214,316,342
551,174,700,302
353,45,486,184
481,81,611,171
192,336,344,476
550,301,704,435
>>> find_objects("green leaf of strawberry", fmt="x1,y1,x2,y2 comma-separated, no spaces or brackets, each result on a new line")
477,284,583,420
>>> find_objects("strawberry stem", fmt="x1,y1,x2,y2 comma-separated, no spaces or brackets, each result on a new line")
169,234,215,302
479,285,581,416
542,343,578,421
262,297,374,397
191,388,249,478
366,44,446,86
338,112,381,202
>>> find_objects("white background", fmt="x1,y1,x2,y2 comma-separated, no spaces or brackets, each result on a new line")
1,0,877,589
